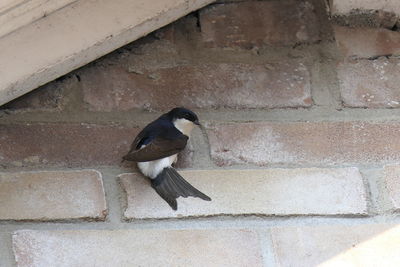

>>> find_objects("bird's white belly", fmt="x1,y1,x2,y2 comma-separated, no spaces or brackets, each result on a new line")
138,154,178,179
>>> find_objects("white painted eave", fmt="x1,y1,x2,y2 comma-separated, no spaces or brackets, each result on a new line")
0,0,215,106
0,0,78,39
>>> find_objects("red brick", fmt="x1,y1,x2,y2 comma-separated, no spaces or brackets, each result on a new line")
81,62,311,111
206,121,400,166
384,165,400,211
154,23,176,43
338,58,400,108
0,123,193,167
0,123,137,167
0,77,69,111
334,26,400,58
0,170,106,221
199,1,321,48
271,224,400,266
13,229,263,266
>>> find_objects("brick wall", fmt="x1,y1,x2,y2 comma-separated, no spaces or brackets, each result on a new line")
1,0,400,266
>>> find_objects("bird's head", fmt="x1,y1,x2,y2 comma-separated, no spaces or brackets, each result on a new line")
168,107,200,136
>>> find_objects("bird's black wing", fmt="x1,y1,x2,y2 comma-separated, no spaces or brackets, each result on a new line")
152,167,211,210
122,126,188,162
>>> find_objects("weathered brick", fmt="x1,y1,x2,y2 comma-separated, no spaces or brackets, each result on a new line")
0,78,68,111
332,11,398,29
152,13,200,45
271,224,400,266
334,26,400,58
338,58,400,108
0,170,106,221
12,229,263,266
0,123,193,168
81,62,312,111
0,123,138,167
0,233,13,267
200,1,321,48
331,0,400,16
120,168,367,219
154,24,176,43
207,121,400,166
384,165,400,211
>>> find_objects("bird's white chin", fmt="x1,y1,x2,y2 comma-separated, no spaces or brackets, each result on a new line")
173,118,195,136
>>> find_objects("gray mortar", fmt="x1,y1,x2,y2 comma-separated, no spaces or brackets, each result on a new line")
2,107,400,125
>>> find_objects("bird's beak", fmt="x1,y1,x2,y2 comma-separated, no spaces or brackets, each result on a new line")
194,120,200,126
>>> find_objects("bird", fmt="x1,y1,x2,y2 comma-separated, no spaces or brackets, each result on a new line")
122,107,211,210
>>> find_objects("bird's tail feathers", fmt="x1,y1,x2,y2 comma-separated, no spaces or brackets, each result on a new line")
151,167,211,210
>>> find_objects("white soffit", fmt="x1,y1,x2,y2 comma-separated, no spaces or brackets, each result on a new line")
0,0,78,39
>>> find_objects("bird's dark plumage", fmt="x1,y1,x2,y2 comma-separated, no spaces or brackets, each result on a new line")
122,107,211,210
152,167,211,210
122,125,188,162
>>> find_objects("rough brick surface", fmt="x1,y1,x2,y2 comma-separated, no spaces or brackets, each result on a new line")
333,11,398,29
1,85,62,111
120,168,367,219
0,76,74,111
330,0,400,16
0,123,139,167
0,123,194,168
384,165,400,210
334,26,400,58
81,62,312,111
207,121,400,166
12,229,263,267
338,58,400,108
0,170,106,221
271,224,400,266
0,232,13,266
200,1,321,48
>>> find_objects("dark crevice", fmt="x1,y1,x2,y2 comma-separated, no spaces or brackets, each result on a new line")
55,75,70,83
350,54,393,61
194,11,201,32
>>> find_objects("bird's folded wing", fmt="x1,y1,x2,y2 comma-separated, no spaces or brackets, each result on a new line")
122,135,188,162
